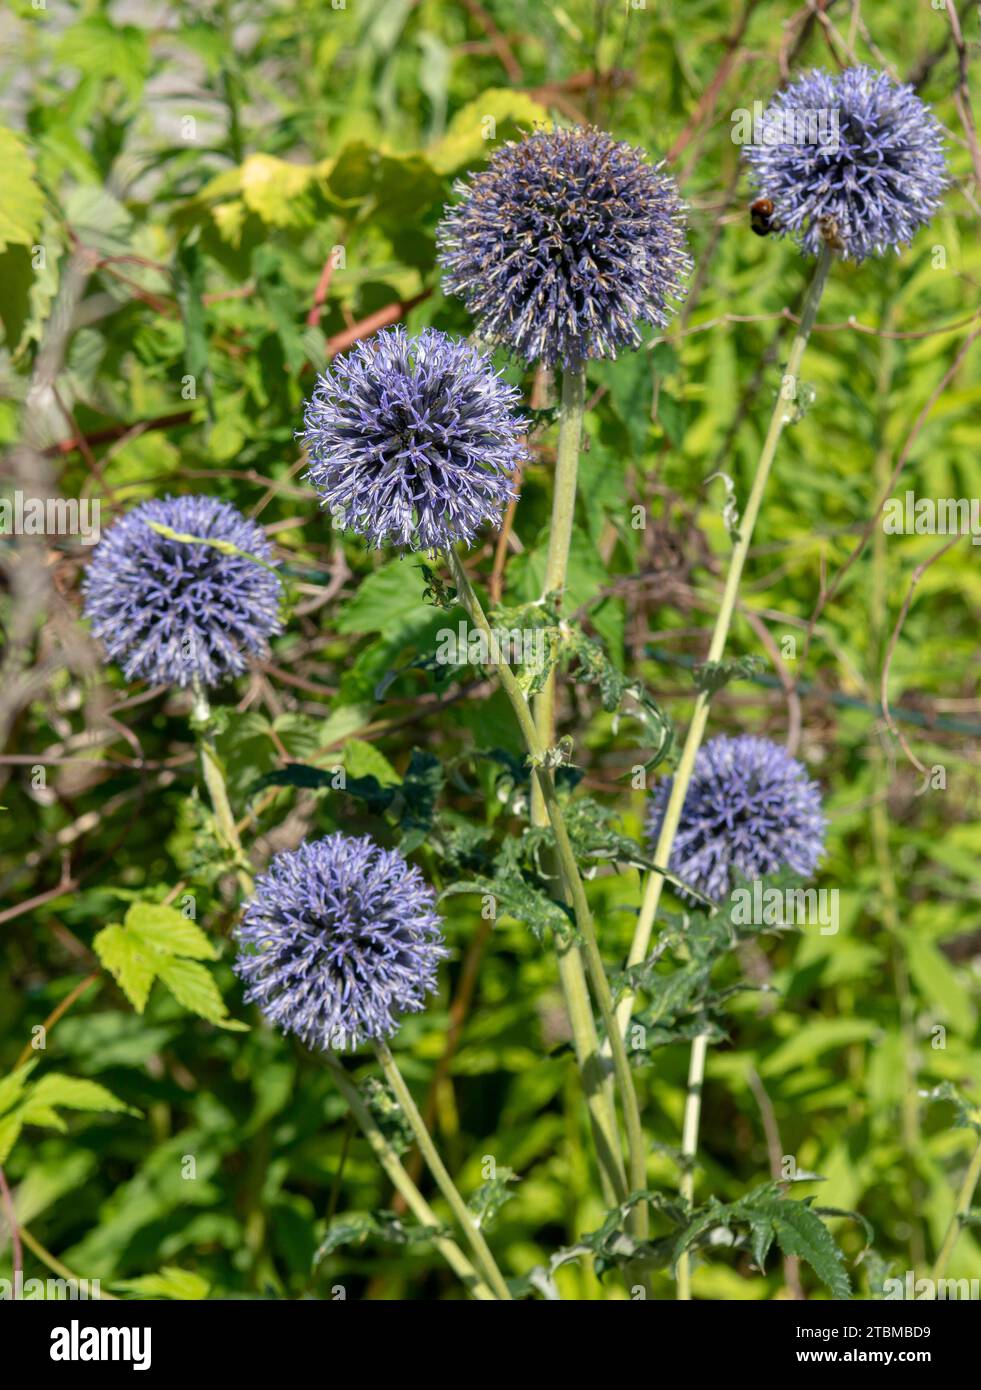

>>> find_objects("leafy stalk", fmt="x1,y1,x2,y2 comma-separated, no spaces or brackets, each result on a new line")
932,1132,981,1284
190,681,254,897
447,548,649,1224
373,1040,512,1300
613,245,834,1298
322,1053,496,1300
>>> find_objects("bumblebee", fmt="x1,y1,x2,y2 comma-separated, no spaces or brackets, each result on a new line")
818,214,846,252
749,197,778,236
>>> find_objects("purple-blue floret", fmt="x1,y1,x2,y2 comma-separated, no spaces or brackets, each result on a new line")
744,66,947,261
82,494,282,689
647,735,827,902
437,125,691,367
234,834,447,1051
300,327,526,551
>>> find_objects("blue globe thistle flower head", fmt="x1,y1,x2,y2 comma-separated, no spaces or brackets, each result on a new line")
744,66,947,261
646,735,827,903
234,833,447,1051
300,327,526,552
437,125,692,367
82,494,282,690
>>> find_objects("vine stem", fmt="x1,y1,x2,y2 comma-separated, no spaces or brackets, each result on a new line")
373,1040,512,1300
932,1131,981,1284
322,1053,496,1300
616,244,834,1299
447,549,649,1228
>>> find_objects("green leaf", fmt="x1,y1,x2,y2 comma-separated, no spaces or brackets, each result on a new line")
905,933,976,1035
156,957,229,1025
124,903,219,961
26,1074,138,1117
93,923,158,1014
757,1196,852,1300
0,131,44,253
113,1267,210,1301
0,1113,24,1165
429,89,551,174
0,1061,37,1118
336,559,430,633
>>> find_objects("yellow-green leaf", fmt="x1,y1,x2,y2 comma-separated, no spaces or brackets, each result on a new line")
0,131,45,253
125,902,219,961
93,923,158,1014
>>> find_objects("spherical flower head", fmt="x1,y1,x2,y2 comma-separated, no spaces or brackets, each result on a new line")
646,735,827,903
234,833,447,1051
300,327,526,552
82,494,282,689
437,125,692,367
744,66,947,261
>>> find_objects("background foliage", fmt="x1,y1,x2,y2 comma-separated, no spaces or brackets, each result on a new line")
1,0,979,1300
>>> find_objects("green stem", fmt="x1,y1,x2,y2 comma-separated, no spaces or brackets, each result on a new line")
675,1030,709,1301
373,1040,512,1300
323,1054,496,1300
619,245,834,1299
932,1132,981,1284
447,549,639,1219
191,682,254,897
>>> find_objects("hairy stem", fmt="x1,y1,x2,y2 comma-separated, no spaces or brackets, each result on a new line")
932,1132,981,1284
322,1053,496,1300
621,245,833,1299
675,1030,709,1301
447,548,640,1216
191,682,254,897
373,1040,512,1300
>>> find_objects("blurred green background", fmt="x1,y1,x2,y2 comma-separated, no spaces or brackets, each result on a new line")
1,0,979,1299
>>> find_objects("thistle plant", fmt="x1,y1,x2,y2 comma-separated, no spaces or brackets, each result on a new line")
17,14,975,1313
744,66,947,262
616,66,948,1298
438,125,691,366
646,735,827,902
301,327,526,551
235,832,511,1300
82,494,282,689
234,834,447,1052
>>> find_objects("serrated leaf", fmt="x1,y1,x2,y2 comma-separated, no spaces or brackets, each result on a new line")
0,131,44,253
156,957,228,1024
125,902,219,961
27,1073,138,1116
113,1267,210,1300
93,924,158,1014
765,1199,852,1300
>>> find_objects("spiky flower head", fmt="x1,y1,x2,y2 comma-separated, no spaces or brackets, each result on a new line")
235,834,447,1051
300,327,525,552
82,494,281,689
437,125,691,367
744,66,947,261
646,735,827,902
